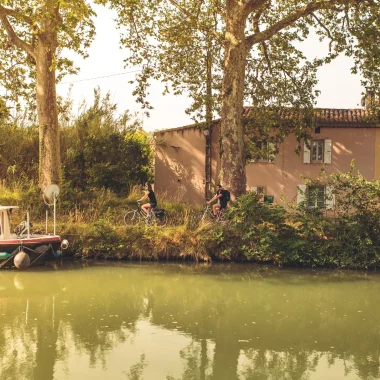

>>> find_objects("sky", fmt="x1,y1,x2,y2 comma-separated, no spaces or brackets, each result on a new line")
57,3,364,133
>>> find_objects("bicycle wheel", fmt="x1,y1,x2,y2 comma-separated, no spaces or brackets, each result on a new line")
152,212,168,227
216,210,229,225
201,209,214,223
124,210,141,226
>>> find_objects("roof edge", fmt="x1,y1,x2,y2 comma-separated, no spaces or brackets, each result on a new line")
153,107,380,134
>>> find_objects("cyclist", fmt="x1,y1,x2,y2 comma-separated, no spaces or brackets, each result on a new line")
137,183,157,216
207,184,230,217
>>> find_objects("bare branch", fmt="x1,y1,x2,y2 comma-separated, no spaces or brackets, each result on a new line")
311,12,334,52
0,12,36,60
167,0,224,43
246,1,344,48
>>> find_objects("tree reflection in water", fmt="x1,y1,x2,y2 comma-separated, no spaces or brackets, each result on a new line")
0,263,380,380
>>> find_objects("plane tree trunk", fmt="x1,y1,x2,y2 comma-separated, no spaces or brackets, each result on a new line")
0,2,62,190
36,31,60,190
219,2,247,198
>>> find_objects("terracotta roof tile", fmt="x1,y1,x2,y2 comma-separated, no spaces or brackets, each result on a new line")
154,107,380,134
243,107,379,127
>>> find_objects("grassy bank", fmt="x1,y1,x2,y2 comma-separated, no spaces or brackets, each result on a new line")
3,164,380,269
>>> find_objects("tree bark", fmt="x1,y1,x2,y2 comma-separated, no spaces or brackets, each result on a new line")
36,31,61,190
220,3,247,198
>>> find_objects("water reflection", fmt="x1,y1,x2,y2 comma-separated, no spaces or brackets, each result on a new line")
0,263,380,380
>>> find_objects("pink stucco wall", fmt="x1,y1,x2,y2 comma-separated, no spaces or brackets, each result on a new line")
246,128,376,205
155,127,206,203
154,125,377,205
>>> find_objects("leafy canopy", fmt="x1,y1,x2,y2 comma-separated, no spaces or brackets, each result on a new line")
106,0,380,147
0,0,96,109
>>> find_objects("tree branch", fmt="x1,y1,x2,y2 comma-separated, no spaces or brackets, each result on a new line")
344,8,354,35
243,0,269,19
211,0,226,18
246,1,343,48
251,9,272,73
53,2,63,27
0,12,36,60
0,5,34,26
252,9,263,34
311,12,334,52
167,0,224,43
261,42,272,74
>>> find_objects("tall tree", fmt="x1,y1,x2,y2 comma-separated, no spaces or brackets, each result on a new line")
0,0,95,189
107,0,380,197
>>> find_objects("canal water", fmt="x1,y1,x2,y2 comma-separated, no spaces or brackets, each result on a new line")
0,262,379,380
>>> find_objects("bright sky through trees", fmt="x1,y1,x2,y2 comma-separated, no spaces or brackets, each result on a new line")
52,3,362,132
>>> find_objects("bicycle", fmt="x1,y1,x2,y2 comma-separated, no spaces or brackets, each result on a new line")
201,204,228,224
124,202,168,227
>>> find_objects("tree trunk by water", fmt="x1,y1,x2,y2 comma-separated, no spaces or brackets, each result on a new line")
36,25,60,190
212,339,240,380
220,2,247,198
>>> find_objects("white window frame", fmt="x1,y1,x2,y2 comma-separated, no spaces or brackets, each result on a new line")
311,140,324,163
297,184,335,209
303,139,332,164
251,186,266,195
253,140,276,163
307,185,325,208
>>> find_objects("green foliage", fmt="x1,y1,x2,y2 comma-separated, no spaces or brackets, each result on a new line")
2,157,380,269
0,90,153,205
75,164,380,269
51,165,380,269
289,162,380,268
61,89,153,194
0,0,96,109
108,0,380,137
0,119,39,183
224,192,295,262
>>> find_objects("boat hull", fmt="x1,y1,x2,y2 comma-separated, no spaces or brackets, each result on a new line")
0,235,62,269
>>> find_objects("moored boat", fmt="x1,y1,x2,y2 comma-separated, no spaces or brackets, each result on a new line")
0,185,68,269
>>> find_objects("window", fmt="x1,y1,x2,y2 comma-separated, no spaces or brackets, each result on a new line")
311,140,324,163
303,139,332,164
254,141,276,163
251,186,265,195
307,185,325,208
297,184,335,209
257,141,268,162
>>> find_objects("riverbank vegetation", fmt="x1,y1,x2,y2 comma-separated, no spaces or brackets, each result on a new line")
70,163,380,269
1,157,380,268
1,92,380,268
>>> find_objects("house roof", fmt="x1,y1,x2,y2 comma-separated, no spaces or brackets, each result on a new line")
154,107,380,135
243,107,380,128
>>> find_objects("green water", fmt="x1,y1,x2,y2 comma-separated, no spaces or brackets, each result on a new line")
0,262,380,380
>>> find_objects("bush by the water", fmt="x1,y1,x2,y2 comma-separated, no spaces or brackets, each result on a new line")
0,89,153,197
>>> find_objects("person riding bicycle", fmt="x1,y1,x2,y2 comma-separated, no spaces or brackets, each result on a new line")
207,184,230,217
137,183,157,216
